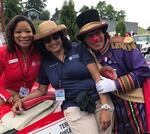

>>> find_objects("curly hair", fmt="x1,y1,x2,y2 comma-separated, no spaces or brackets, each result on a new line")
5,15,36,52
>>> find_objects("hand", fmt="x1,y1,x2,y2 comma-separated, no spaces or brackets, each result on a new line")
7,94,21,105
99,109,111,131
11,99,24,115
96,76,117,94
13,94,21,102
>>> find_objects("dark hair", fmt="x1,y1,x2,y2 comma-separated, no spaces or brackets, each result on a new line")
36,31,71,57
5,15,36,52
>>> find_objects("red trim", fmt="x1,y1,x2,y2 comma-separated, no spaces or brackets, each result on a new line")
124,101,136,131
118,77,125,92
17,111,64,134
133,102,145,133
0,104,11,119
31,118,65,134
126,74,134,89
143,78,150,132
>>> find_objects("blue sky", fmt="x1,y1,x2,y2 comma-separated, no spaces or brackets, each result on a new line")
46,0,149,29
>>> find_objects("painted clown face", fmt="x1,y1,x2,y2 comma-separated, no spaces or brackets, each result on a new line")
84,30,105,51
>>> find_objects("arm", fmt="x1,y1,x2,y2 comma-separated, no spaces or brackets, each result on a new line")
77,44,111,130
0,49,12,102
87,63,109,104
11,84,48,114
79,44,111,104
87,63,111,131
115,48,150,94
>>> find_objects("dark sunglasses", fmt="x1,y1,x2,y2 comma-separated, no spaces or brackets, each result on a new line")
43,33,61,43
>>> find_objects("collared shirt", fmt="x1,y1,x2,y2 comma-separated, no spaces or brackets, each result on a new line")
38,42,99,110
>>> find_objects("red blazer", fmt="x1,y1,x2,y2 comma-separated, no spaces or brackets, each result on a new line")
0,45,42,101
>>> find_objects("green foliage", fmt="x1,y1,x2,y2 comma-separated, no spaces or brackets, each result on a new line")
60,0,78,41
79,1,126,21
39,10,50,20
24,0,47,12
4,0,23,24
116,20,126,36
79,5,90,12
96,1,107,19
32,20,41,32
95,1,126,21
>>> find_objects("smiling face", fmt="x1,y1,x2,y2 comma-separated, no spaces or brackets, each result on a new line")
43,32,63,54
84,30,105,51
14,21,33,49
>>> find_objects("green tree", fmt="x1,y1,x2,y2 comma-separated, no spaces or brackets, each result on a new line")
96,1,126,21
116,19,126,36
24,0,47,12
105,4,115,20
115,10,126,21
79,5,90,12
79,5,95,13
96,1,107,19
4,0,23,24
60,0,78,41
39,10,50,20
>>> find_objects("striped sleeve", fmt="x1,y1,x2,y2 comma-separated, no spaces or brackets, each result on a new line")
115,73,140,93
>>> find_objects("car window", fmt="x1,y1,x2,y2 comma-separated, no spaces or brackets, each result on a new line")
133,35,150,42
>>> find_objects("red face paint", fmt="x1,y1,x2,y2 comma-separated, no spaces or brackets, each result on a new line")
87,34,103,44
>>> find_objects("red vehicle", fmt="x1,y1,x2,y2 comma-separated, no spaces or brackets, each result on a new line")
0,84,72,134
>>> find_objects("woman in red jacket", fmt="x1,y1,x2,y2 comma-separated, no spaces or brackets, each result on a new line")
0,15,42,106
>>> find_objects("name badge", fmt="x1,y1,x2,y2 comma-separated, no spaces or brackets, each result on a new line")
55,89,65,101
19,87,29,97
8,58,18,64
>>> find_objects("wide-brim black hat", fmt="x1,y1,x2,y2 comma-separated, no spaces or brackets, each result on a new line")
76,9,108,41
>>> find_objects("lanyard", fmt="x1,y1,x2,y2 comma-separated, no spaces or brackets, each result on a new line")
16,53,32,87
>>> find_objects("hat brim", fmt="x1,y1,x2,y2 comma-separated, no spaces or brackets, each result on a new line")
76,22,108,41
34,25,67,40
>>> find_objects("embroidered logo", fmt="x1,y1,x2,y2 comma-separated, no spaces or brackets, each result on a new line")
69,54,79,60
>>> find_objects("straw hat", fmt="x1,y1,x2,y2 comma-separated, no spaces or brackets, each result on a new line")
76,9,108,41
34,20,67,40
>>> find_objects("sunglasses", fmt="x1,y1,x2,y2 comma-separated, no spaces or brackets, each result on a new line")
43,33,61,43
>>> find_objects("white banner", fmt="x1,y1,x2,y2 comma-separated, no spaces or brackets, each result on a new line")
29,118,72,134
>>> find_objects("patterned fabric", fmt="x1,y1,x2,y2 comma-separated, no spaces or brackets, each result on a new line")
95,36,150,133
112,96,145,134
116,73,138,93
99,36,110,55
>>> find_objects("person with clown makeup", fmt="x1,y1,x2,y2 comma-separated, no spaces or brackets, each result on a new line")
76,9,150,133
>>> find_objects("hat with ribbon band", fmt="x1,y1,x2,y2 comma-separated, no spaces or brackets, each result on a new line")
76,9,108,41
34,20,67,40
